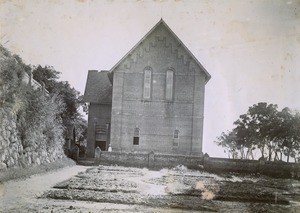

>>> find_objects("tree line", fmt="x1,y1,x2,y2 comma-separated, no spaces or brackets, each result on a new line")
215,102,300,162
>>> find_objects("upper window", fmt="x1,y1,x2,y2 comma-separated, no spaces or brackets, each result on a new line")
173,129,179,139
166,69,174,101
143,67,152,100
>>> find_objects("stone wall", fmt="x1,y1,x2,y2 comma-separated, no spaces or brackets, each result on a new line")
94,151,203,169
0,108,65,170
90,151,299,178
203,156,300,178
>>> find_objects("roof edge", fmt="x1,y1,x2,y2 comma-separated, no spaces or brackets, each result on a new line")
109,19,211,83
109,19,164,72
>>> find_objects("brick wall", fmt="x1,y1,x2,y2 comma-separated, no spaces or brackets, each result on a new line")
110,23,206,156
86,103,111,157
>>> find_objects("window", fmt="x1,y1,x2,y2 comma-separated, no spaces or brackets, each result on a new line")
143,68,152,99
173,130,179,139
166,69,174,100
173,129,179,146
133,127,140,145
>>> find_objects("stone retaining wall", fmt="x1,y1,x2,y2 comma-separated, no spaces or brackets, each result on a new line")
0,109,65,170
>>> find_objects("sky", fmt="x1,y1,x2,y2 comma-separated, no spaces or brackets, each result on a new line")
1,0,299,157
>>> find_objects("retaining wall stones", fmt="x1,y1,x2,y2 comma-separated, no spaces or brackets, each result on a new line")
0,108,65,170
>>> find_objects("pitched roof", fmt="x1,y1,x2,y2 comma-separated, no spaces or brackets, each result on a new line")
110,19,211,83
83,70,112,104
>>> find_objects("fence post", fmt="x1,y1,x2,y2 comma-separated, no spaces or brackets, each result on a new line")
258,157,266,174
94,146,101,165
148,151,155,168
203,153,209,170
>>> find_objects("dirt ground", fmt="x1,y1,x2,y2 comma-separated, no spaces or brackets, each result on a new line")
1,165,300,212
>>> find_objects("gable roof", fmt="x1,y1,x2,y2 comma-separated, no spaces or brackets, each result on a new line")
83,70,112,104
110,19,211,83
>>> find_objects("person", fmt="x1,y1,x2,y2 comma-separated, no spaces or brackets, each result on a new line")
108,144,112,152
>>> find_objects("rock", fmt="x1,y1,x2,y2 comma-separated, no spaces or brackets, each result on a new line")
2,130,7,141
12,152,19,161
1,150,8,161
19,156,27,168
36,158,41,165
46,157,50,163
7,157,15,167
0,162,7,170
68,206,75,210
27,155,32,165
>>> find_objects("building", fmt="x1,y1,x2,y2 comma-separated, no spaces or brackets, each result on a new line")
83,19,211,158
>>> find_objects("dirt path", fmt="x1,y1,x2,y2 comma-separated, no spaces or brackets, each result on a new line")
0,165,89,211
0,166,196,213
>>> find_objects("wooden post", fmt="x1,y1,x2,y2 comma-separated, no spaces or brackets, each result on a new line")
94,146,101,165
148,151,155,168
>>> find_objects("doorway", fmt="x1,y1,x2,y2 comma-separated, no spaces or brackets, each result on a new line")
95,141,107,151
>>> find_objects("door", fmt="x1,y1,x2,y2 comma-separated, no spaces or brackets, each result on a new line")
95,141,107,151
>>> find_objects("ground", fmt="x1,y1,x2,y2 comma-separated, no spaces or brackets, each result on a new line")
1,165,300,212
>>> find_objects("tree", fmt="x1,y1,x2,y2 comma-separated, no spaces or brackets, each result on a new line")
276,108,300,162
215,131,239,159
230,103,279,160
215,102,300,161
247,103,279,160
32,65,87,148
32,65,60,93
233,114,256,159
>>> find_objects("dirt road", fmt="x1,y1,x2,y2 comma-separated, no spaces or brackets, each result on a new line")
0,166,89,211
1,165,300,212
0,166,194,212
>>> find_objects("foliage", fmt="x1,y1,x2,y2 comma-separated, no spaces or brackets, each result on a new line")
215,102,300,162
0,54,28,104
0,44,86,155
32,65,87,144
215,131,239,159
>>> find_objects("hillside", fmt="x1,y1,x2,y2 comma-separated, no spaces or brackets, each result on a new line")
0,45,66,171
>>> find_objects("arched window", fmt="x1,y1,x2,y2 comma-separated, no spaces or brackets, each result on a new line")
133,127,140,145
166,69,174,101
143,67,152,100
173,129,179,146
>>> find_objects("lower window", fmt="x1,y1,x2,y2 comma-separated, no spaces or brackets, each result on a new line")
173,139,179,147
173,129,179,146
133,136,139,145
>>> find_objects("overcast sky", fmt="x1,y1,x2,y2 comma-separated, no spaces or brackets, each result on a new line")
1,0,299,157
